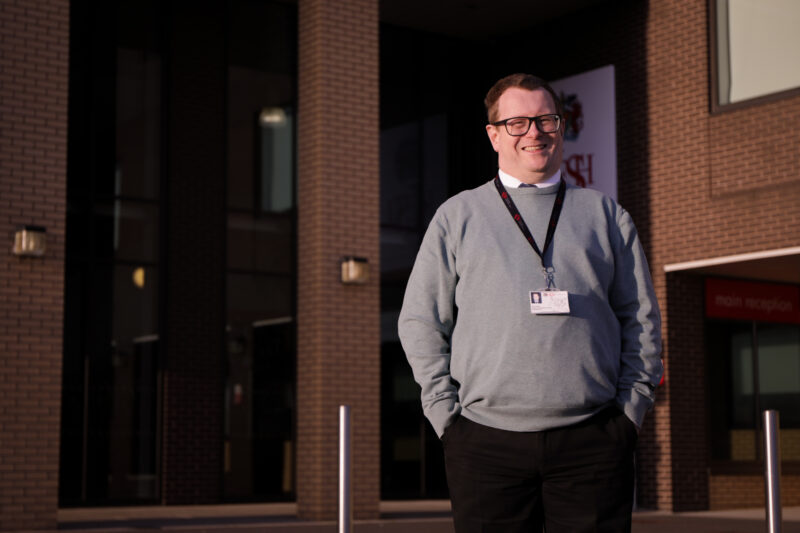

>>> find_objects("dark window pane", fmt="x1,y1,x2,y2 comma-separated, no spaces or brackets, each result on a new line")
92,201,159,263
227,213,293,274
116,47,161,200
758,324,800,429
708,320,800,463
223,0,297,503
225,274,295,500
257,107,294,213
62,0,162,505
226,0,296,212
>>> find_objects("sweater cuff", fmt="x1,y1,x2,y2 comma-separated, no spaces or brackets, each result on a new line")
427,399,461,439
616,388,652,429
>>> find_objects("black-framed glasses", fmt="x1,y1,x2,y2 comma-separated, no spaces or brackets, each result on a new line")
490,114,562,136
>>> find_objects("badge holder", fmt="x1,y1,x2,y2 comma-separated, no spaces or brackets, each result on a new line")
530,267,570,315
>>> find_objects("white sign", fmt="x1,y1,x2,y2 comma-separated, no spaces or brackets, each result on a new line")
550,65,617,200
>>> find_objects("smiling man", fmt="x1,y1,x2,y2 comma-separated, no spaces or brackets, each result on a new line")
486,84,564,184
398,73,663,532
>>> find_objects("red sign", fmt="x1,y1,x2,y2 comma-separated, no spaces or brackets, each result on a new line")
706,278,800,324
563,153,594,188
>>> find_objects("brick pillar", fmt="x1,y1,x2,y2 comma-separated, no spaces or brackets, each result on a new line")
0,0,69,530
640,0,713,511
637,275,675,511
160,1,227,504
665,273,709,510
296,0,380,520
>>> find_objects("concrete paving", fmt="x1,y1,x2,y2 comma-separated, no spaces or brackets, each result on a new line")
46,502,800,533
631,506,800,532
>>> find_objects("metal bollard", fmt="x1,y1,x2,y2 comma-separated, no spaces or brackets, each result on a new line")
339,405,352,533
763,410,782,533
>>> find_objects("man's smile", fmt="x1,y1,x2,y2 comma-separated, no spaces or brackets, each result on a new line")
522,144,548,152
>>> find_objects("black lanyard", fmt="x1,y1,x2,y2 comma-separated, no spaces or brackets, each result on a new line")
493,176,566,267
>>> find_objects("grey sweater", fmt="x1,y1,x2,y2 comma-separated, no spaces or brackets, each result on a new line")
398,180,663,438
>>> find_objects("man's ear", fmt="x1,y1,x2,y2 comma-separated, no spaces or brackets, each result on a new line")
486,124,500,152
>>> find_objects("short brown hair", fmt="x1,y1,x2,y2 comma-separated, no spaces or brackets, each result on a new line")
484,73,563,123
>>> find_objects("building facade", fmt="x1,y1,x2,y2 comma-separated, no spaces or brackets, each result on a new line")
1,0,799,530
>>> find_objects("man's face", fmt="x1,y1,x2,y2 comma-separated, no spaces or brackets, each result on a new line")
486,87,563,184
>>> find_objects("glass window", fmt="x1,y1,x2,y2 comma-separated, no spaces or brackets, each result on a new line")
379,27,461,500
115,47,161,200
223,0,297,502
227,212,293,274
379,115,450,497
107,265,160,501
226,0,296,213
714,0,800,106
758,325,800,424
61,0,162,505
224,274,295,501
257,107,294,213
708,320,800,462
92,201,160,263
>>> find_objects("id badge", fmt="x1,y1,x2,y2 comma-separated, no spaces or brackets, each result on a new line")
530,290,570,314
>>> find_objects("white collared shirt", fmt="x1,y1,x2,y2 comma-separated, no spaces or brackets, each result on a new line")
498,169,562,189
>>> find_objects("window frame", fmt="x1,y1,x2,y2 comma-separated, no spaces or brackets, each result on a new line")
708,0,800,114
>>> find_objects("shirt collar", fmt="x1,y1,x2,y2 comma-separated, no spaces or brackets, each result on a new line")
498,169,562,189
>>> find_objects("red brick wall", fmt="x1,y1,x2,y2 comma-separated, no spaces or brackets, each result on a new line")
664,273,708,510
643,0,800,269
644,0,800,512
0,0,69,530
296,0,381,521
710,474,800,510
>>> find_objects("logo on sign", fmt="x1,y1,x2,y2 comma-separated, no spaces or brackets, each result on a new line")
560,92,583,141
559,92,594,189
551,66,617,199
564,154,594,188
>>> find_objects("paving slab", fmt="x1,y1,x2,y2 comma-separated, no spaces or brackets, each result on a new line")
41,503,800,533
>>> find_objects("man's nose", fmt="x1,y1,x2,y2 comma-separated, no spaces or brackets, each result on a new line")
524,123,542,138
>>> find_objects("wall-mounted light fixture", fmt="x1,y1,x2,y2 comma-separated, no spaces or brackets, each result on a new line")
132,267,146,289
12,225,47,257
259,107,287,126
341,256,369,284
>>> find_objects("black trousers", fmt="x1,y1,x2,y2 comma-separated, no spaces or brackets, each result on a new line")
442,407,637,533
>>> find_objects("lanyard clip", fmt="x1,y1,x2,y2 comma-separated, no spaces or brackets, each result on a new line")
543,266,556,290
